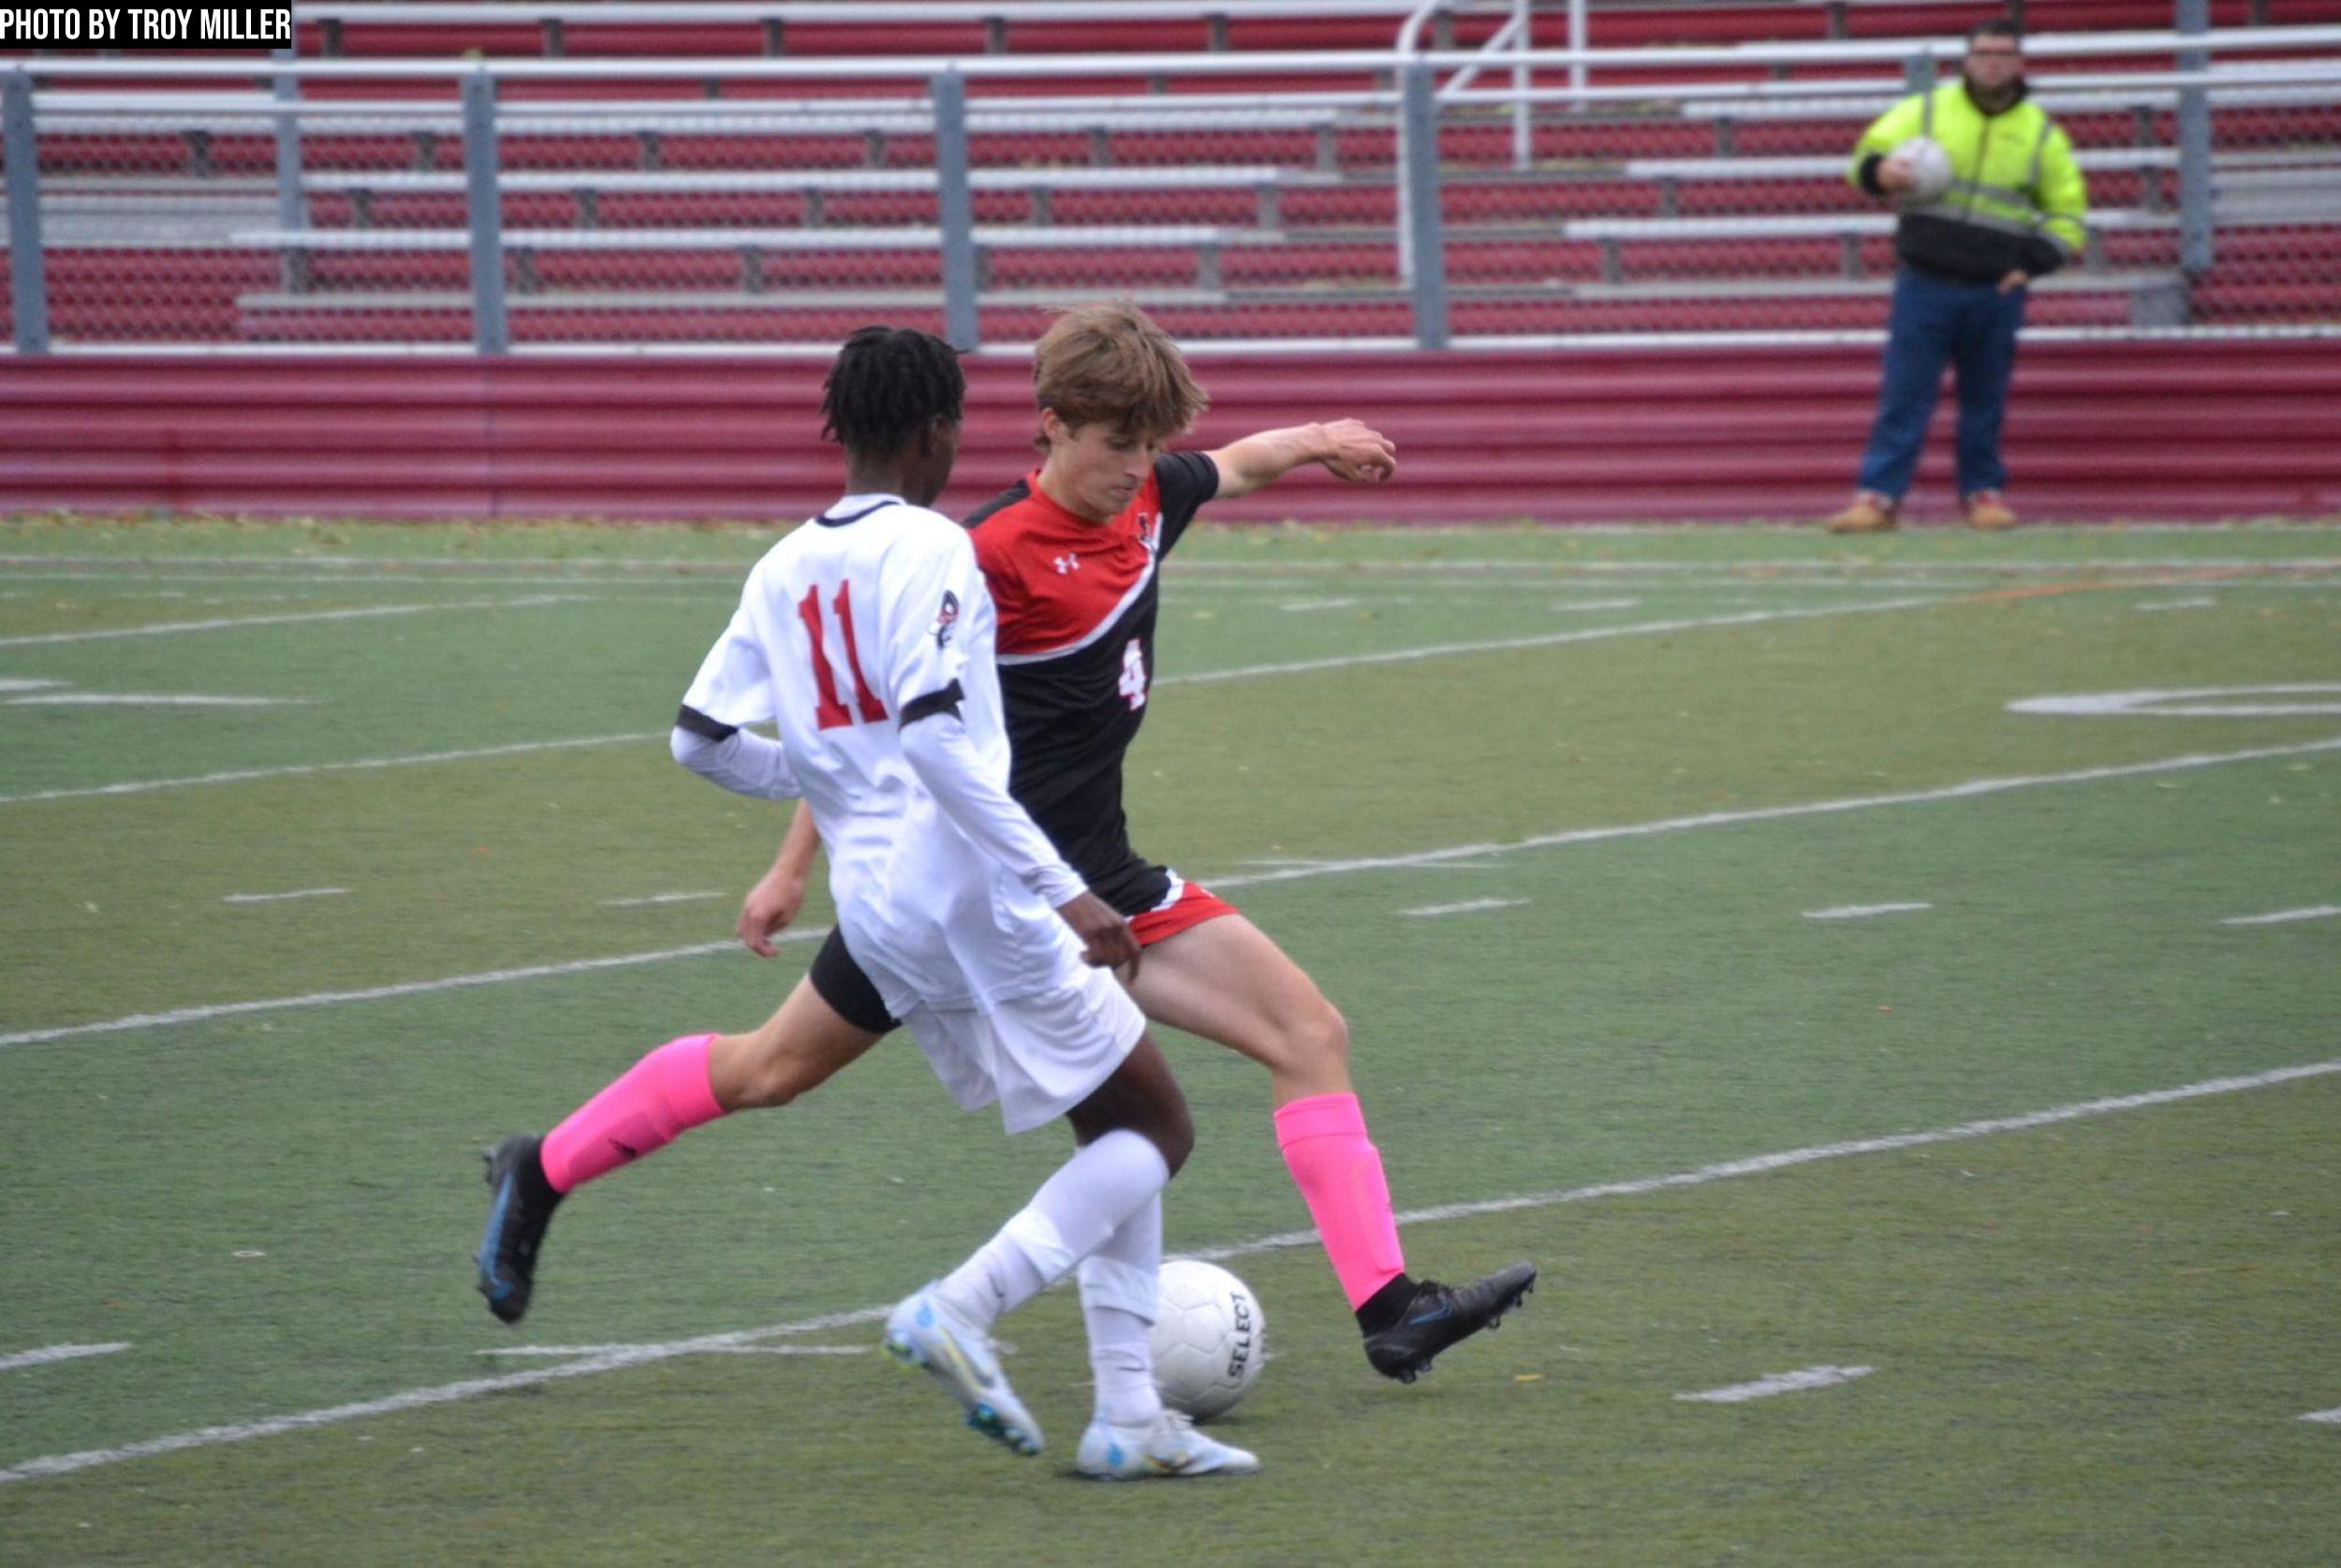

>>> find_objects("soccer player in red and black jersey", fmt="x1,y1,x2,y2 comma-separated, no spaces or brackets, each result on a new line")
745,304,1535,1384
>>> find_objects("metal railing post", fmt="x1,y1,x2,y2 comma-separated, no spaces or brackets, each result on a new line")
1512,0,1533,165
270,45,309,291
3,70,48,353
461,71,508,354
2176,0,2214,276
1401,61,1448,349
932,68,979,351
1567,0,1588,113
1905,51,1937,92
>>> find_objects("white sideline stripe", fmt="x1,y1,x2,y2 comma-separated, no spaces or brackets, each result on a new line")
1204,735,2341,893
1400,898,1528,917
0,595,580,649
598,890,723,908
10,735,2341,1051
2,599,1933,809
1162,596,1941,686
0,931,823,1050
2302,1407,2341,1425
0,678,62,693
2221,905,2341,926
478,1344,869,1358
2135,596,2218,611
7,1057,2334,1486
1551,597,1642,612
221,888,346,905
1279,597,1362,611
0,1343,131,1373
1804,902,1933,920
1676,1365,1875,1404
0,731,663,808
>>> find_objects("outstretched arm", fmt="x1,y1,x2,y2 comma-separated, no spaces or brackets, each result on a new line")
1206,419,1397,501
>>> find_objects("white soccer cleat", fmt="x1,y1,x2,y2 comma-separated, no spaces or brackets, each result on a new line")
1075,1409,1261,1481
881,1283,1044,1457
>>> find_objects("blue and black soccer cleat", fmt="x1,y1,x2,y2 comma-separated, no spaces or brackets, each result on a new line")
476,1134,562,1326
1362,1262,1538,1384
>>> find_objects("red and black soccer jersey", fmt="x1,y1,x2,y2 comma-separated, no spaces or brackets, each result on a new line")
964,449,1219,910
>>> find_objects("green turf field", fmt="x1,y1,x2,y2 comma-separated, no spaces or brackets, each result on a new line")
2,518,2336,1563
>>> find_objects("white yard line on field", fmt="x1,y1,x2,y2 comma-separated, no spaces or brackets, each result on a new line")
4,595,1942,810
477,1344,869,1359
1160,596,1941,687
2134,597,2218,612
0,595,586,649
1804,902,1933,920
2221,905,2340,927
5,1057,2334,1485
1676,1366,1875,1404
0,731,665,808
9,733,2339,1053
2302,1407,2341,1425
599,890,724,908
0,1343,131,1373
1399,898,1528,917
221,888,346,905
1202,736,2341,894
0,932,820,1050
7,693,314,708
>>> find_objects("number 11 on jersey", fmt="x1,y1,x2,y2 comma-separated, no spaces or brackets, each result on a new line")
798,582,888,730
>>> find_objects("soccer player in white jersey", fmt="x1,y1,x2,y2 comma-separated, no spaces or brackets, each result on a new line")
478,328,1254,1479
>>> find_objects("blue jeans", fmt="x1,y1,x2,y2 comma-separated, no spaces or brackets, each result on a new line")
1856,266,2028,502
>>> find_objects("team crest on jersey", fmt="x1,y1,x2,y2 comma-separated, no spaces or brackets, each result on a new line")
931,590,961,648
1137,511,1163,556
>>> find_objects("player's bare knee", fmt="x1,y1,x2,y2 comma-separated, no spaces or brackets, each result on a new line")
1149,1097,1196,1177
1290,1001,1349,1074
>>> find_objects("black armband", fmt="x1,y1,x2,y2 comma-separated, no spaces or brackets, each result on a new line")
1856,153,1888,197
673,703,738,742
898,681,964,727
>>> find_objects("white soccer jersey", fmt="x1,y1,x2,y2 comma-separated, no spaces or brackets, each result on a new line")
682,494,1089,1014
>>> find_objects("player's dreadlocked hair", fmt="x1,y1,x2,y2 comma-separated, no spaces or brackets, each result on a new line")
819,326,965,457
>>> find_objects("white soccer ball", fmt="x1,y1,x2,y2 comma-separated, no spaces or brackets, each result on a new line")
1148,1259,1266,1421
1890,135,1954,205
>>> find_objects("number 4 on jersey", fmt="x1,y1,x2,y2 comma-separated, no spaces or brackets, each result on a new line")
798,582,888,730
1118,637,1149,711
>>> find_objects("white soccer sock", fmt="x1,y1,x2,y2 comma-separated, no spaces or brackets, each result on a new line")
1078,1194,1165,1428
936,1128,1170,1329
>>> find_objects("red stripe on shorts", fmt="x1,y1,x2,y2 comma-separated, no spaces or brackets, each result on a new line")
1129,881,1240,947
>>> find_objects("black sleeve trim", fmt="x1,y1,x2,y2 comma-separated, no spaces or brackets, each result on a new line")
898,680,964,728
674,703,738,742
1856,152,1888,198
1154,449,1220,553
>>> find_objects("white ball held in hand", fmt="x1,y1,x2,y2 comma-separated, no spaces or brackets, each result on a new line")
1889,136,1954,205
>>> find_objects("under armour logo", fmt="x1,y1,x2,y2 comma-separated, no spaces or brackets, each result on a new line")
1053,554,1081,575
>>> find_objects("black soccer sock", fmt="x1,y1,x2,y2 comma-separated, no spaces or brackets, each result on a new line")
1354,1272,1419,1337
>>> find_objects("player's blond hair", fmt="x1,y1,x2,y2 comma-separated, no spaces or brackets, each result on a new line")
1030,301,1209,447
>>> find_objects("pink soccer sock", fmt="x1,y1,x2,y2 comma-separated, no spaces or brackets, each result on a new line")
538,1033,725,1194
1274,1092,1407,1309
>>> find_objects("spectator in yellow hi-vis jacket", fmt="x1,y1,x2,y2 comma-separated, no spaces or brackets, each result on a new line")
1826,20,2089,533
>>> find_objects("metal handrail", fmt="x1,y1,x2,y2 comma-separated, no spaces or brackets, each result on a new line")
17,24,2341,79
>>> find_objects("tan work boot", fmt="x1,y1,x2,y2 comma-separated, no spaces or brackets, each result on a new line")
1825,492,1898,533
1965,491,2019,529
